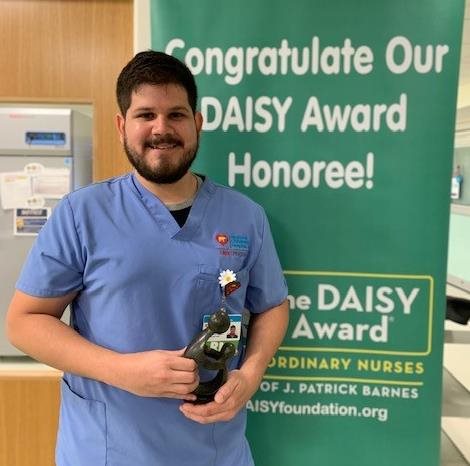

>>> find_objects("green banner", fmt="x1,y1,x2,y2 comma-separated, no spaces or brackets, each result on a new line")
149,1,465,465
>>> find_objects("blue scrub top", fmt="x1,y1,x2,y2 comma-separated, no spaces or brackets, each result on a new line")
17,173,287,466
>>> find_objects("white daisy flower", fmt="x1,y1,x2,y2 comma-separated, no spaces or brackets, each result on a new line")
218,269,237,288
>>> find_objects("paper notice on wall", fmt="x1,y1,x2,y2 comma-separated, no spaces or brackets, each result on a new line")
0,172,32,209
32,168,70,199
25,163,70,199
0,166,70,209
14,207,51,236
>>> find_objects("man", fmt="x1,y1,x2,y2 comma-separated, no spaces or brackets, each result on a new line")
6,51,288,466
227,325,238,338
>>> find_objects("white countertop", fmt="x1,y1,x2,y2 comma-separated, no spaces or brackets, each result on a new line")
447,284,470,300
0,357,61,377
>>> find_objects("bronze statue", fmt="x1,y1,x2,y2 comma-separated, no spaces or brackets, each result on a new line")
184,276,240,403
184,308,235,403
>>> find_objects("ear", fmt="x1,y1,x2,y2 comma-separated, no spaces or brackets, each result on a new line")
116,113,125,144
194,111,203,134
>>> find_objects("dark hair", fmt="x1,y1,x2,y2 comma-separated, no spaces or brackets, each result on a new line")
116,50,198,116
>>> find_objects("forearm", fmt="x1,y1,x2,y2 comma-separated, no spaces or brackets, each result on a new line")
240,299,289,384
8,309,120,385
7,290,198,398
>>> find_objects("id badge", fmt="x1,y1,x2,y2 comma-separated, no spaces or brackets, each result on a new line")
202,313,242,355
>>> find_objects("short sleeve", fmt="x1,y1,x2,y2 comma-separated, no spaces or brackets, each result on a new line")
16,196,84,297
245,209,288,313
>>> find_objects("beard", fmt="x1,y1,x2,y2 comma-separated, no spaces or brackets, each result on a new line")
124,134,199,184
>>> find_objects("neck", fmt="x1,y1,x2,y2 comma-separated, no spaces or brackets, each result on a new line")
135,171,198,205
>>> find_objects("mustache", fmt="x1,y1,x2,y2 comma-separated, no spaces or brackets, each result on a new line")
146,135,182,147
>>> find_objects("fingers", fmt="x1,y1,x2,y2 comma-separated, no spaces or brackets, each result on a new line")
180,401,235,424
138,373,199,399
179,377,242,423
166,367,199,385
154,349,198,398
162,350,197,372
161,384,198,401
213,376,238,404
119,349,199,398
162,351,199,389
180,392,244,423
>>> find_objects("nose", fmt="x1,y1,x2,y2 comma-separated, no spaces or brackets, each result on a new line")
151,115,173,135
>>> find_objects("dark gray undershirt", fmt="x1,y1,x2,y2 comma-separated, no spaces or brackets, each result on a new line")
166,174,203,227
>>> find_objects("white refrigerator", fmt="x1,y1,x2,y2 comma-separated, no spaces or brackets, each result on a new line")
0,107,92,355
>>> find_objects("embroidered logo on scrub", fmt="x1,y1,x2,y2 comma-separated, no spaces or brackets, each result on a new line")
214,233,249,257
215,233,229,246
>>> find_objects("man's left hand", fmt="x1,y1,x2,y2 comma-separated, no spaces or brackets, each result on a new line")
179,369,260,424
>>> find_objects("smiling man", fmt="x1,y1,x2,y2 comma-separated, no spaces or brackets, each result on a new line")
119,83,202,185
6,51,289,466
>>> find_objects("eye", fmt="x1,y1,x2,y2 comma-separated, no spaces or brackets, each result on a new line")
137,112,155,120
169,112,186,120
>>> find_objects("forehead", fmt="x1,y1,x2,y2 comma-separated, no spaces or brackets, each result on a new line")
130,83,191,109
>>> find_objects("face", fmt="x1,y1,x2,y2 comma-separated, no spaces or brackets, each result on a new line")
117,83,203,184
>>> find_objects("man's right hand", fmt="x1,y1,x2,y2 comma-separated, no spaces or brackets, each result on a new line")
114,349,199,400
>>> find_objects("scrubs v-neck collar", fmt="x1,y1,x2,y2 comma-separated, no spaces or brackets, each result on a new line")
128,172,215,240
